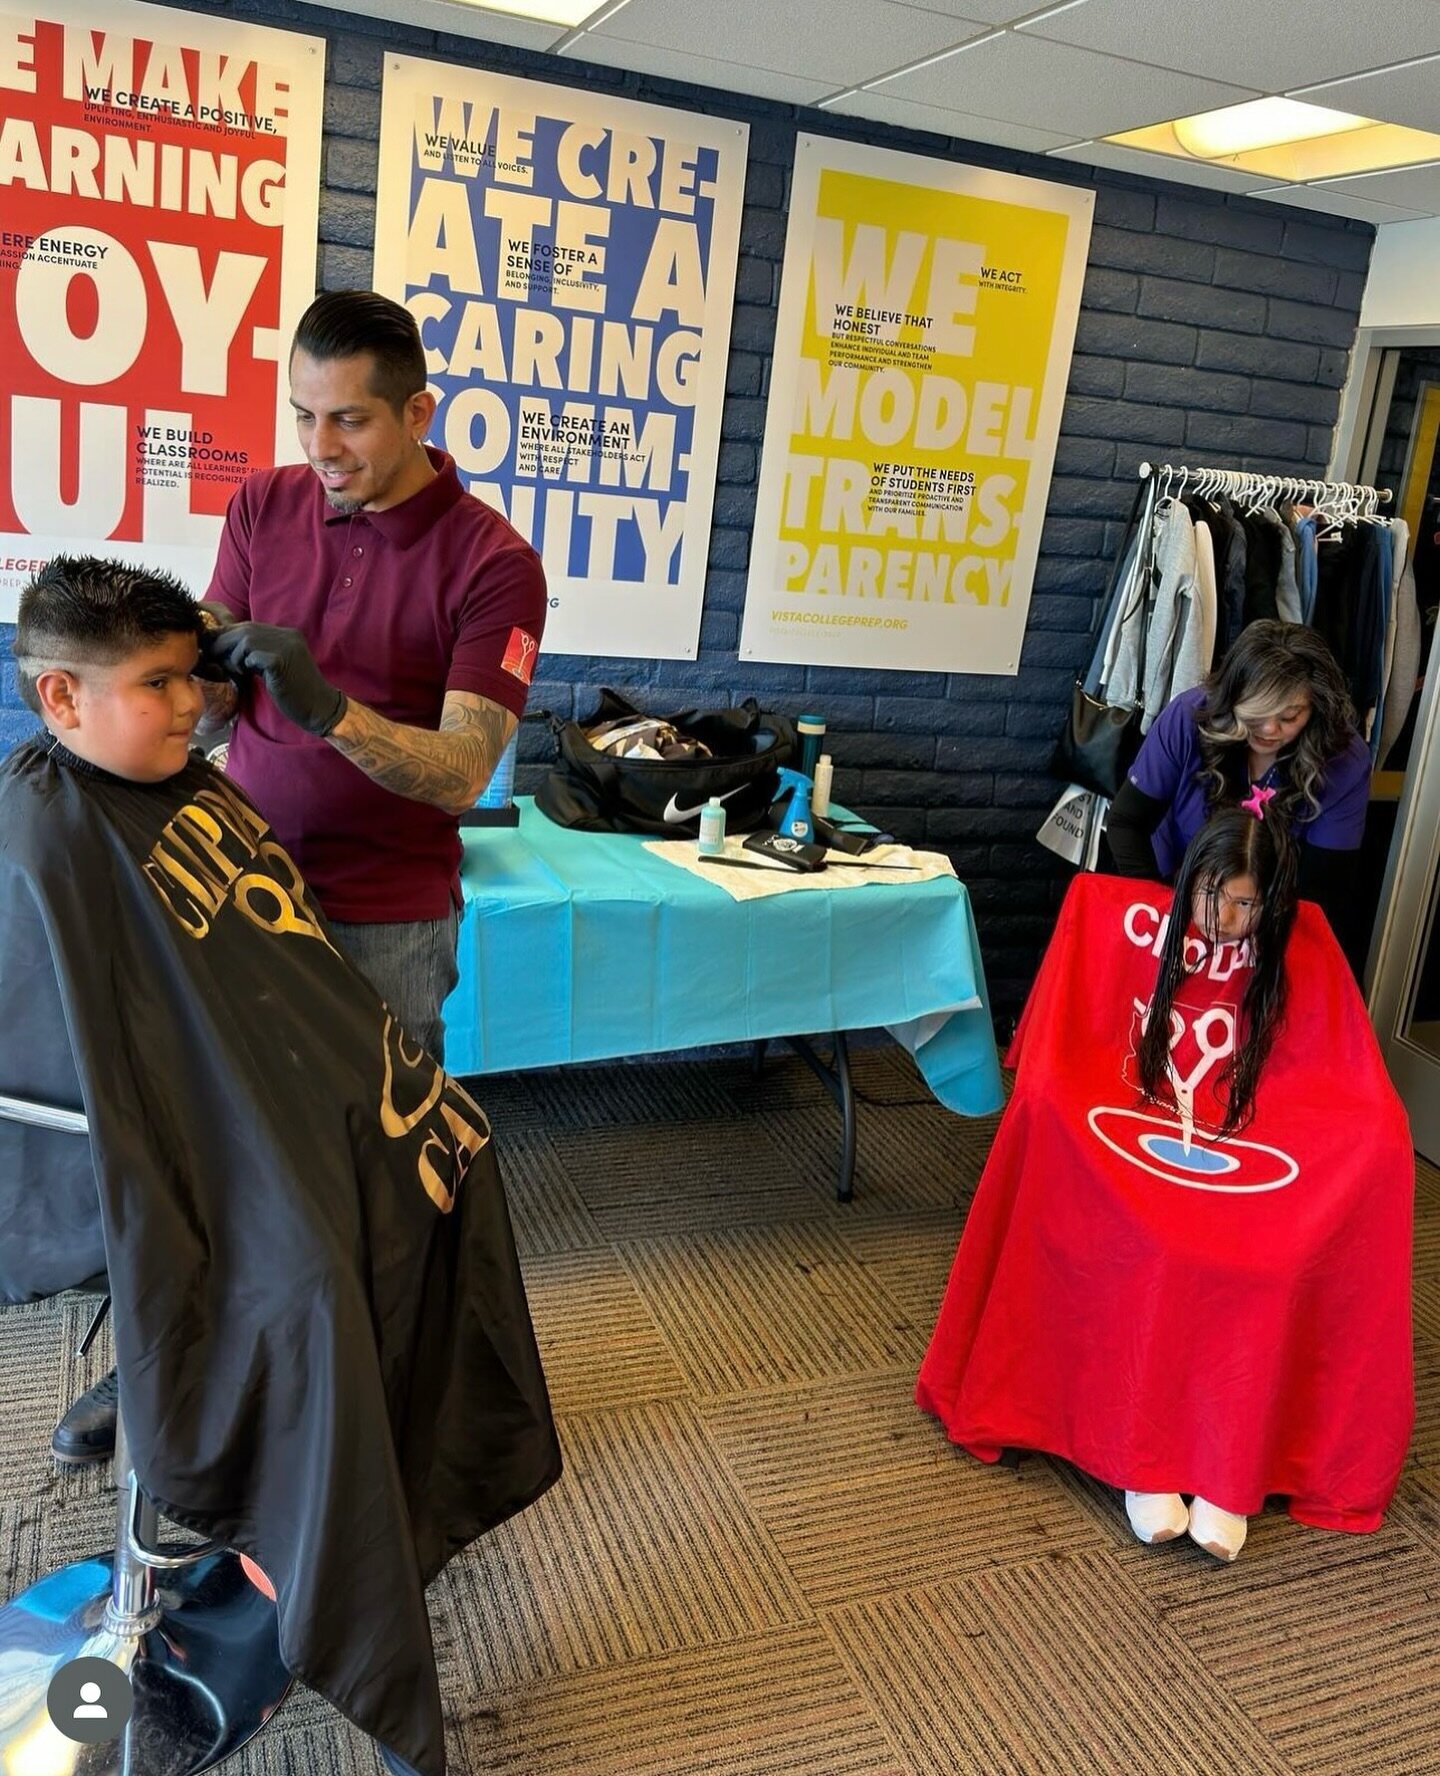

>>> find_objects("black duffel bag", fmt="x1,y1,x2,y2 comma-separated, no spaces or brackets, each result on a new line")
535,688,798,837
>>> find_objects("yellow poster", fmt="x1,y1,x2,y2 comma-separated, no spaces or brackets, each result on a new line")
741,138,1093,675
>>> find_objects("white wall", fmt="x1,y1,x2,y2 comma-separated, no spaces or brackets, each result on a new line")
1359,218,1440,330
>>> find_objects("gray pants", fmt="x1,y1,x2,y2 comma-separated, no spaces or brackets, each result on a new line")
328,908,460,1065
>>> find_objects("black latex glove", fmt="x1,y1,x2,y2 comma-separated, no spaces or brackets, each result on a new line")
208,622,347,737
194,601,242,684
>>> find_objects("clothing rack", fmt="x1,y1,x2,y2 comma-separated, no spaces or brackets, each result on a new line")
1137,460,1392,520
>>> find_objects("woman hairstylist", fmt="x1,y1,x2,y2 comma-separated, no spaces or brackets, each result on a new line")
1106,621,1371,939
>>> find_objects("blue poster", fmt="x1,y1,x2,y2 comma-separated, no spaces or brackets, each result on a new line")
376,59,747,660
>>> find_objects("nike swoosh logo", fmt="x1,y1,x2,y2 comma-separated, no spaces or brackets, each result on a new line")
662,785,746,823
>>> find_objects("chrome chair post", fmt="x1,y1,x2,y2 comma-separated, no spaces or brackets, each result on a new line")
0,1092,292,1772
106,1410,160,1632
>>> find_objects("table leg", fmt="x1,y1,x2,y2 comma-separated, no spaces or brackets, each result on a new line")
783,1032,857,1203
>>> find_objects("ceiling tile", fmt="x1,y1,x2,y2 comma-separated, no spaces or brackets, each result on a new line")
1018,0,1440,94
584,0,991,89
1290,54,1440,132
831,87,1077,153
1246,183,1430,224
893,0,1034,21
1305,159,1440,211
1047,139,1267,193
873,33,1256,139
355,0,568,50
585,0,994,89
559,32,837,104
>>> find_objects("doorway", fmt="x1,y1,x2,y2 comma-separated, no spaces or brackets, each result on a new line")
1334,327,1440,1159
1368,658,1440,1161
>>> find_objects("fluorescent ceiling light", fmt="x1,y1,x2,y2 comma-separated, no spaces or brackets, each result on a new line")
1106,97,1440,182
1174,98,1367,159
443,0,610,25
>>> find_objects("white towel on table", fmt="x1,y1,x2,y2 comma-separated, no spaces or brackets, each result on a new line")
645,837,954,901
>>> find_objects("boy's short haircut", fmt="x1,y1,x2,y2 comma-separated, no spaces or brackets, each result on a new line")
13,556,204,714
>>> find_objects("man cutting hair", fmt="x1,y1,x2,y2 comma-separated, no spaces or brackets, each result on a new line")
53,289,547,1472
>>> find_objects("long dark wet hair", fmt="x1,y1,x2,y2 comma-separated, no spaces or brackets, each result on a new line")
1137,807,1298,1134
1197,621,1357,827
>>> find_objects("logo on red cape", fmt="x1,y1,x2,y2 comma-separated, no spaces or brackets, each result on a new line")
501,628,538,685
1087,1107,1299,1192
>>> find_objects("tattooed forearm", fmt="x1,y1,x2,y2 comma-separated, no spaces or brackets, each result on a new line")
326,692,516,814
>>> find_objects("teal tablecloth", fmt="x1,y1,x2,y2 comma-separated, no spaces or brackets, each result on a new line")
443,799,1004,1116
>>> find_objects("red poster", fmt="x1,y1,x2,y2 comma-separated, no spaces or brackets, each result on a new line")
0,1,323,616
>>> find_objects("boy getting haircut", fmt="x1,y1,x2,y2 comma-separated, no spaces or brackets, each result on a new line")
1,557,559,1776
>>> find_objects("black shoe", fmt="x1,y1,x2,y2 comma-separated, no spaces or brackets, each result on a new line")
51,1368,119,1466
377,1749,426,1776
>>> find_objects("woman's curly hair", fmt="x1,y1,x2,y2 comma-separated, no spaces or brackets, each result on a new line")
1196,621,1357,828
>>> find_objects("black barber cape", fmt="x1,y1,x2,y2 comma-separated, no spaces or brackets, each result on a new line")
0,738,561,1775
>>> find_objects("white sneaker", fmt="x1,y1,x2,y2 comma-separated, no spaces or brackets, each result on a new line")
1124,1490,1189,1544
1188,1496,1247,1561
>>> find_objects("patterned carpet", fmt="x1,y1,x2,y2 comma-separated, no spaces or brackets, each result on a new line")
3,1045,1439,1776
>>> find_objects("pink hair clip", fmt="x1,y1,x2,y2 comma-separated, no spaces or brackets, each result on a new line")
1241,784,1276,818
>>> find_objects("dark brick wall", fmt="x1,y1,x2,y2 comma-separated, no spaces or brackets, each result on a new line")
0,0,1375,1022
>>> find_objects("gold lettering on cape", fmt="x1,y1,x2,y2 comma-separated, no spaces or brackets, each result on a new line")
143,777,335,949
259,838,333,942
234,842,335,950
377,1016,491,1210
141,857,211,938
417,1098,487,1212
143,778,272,939
143,838,225,935
195,780,269,848
172,806,245,894
379,1013,444,1135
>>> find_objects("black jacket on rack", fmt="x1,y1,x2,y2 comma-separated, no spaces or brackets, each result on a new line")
1239,509,1281,626
1312,523,1390,722
1213,497,1249,658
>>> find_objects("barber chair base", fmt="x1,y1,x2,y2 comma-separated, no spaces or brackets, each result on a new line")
0,1548,292,1774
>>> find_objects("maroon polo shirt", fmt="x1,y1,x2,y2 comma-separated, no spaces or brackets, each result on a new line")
206,447,546,922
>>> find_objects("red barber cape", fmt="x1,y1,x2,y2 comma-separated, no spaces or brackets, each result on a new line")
916,874,1414,1531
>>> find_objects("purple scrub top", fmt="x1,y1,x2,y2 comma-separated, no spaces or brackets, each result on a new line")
1127,686,1371,878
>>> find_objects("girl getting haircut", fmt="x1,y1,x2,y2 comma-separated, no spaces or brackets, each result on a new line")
1137,805,1299,1135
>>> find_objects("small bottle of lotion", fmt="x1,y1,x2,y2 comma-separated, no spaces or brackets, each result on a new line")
812,753,833,819
698,796,727,856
